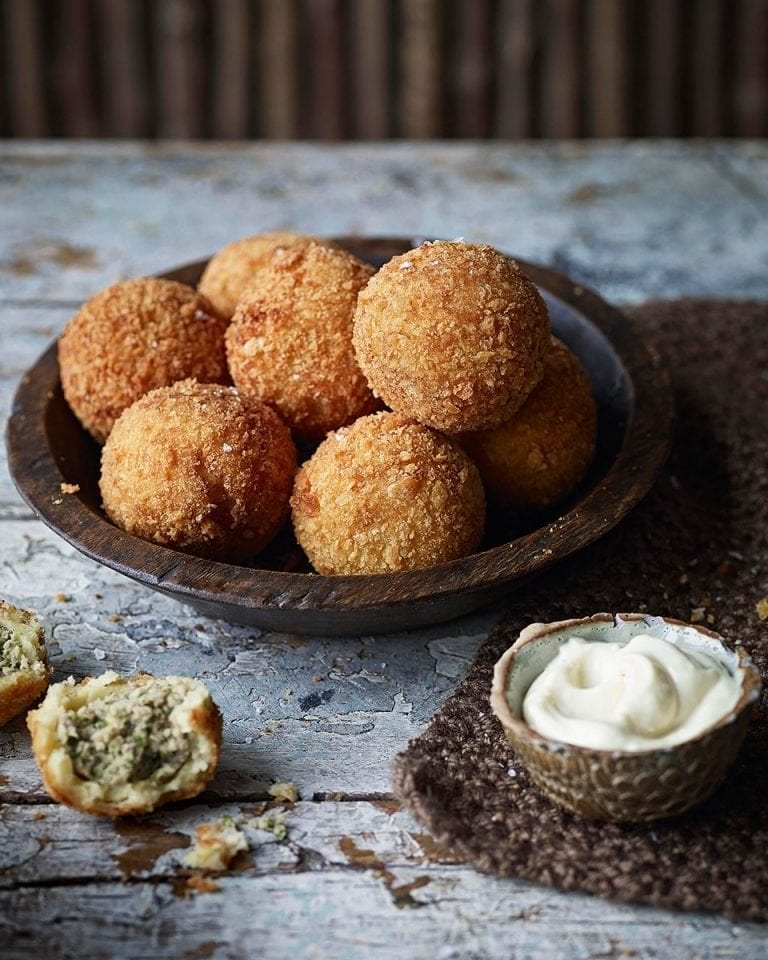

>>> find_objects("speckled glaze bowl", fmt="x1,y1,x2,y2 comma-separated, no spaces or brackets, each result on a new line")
490,613,762,822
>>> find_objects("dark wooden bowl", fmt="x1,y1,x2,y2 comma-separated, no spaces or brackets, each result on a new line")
6,237,672,636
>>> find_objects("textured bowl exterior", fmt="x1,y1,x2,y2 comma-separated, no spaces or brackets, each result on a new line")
491,614,763,822
503,704,752,822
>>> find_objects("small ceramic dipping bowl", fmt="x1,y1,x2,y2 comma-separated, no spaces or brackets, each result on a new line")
490,613,762,822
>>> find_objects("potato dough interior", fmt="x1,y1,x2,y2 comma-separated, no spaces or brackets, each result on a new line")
0,600,49,727
28,671,221,816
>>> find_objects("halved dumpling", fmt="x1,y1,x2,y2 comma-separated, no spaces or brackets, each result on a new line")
0,600,50,727
27,671,222,816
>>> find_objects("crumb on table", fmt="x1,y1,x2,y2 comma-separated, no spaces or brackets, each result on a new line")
183,818,249,872
268,782,299,804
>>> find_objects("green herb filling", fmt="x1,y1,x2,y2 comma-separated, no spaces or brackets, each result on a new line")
0,623,35,677
62,681,192,785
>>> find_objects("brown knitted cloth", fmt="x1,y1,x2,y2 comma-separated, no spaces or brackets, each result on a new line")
393,300,768,922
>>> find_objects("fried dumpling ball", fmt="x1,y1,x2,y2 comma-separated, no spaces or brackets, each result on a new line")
100,380,296,562
353,241,550,432
27,671,222,816
461,338,597,511
59,278,229,443
291,412,485,575
0,600,50,727
226,242,379,442
198,232,338,319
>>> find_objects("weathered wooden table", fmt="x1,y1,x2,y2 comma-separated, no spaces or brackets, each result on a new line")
2,142,767,959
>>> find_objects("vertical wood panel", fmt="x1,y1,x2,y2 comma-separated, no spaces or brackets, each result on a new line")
691,0,725,136
540,0,581,138
0,0,760,142
154,0,206,138
260,0,299,139
211,0,250,139
585,0,628,136
399,0,442,137
96,0,149,137
51,0,100,137
495,0,534,138
733,0,768,136
4,0,49,136
454,0,493,138
350,0,391,139
305,0,345,139
645,0,682,136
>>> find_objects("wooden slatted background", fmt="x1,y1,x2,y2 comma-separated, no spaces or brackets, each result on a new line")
1,0,767,139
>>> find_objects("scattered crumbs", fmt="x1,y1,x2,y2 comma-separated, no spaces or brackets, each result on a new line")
253,811,288,841
93,647,106,661
311,674,322,683
55,593,70,603
507,768,517,778
185,874,221,895
326,791,346,802
662,591,669,601
64,676,76,686
244,736,254,744
706,614,716,625
108,614,122,623
93,593,103,600
183,818,249,872
268,782,299,804
284,688,293,697
690,607,706,624
51,498,63,505
756,598,768,621
60,483,80,494
32,811,47,821
679,573,689,585
222,443,233,453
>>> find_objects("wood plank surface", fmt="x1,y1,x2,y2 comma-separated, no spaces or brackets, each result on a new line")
349,0,391,139
2,142,768,958
495,0,534,138
259,0,300,139
1,143,768,306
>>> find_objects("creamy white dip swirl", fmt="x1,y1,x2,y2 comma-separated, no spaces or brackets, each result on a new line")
522,633,744,751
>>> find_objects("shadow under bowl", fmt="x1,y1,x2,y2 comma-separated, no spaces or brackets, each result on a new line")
6,237,672,636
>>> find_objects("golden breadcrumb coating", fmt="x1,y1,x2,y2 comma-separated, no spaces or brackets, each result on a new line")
353,241,550,432
226,242,379,442
461,338,597,510
27,671,222,817
59,278,229,443
198,232,338,319
291,412,485,575
0,600,50,727
100,380,296,562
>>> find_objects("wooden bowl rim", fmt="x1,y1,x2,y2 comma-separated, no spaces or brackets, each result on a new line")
6,238,673,617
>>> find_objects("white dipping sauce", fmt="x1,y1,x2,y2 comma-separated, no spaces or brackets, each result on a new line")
522,633,744,751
